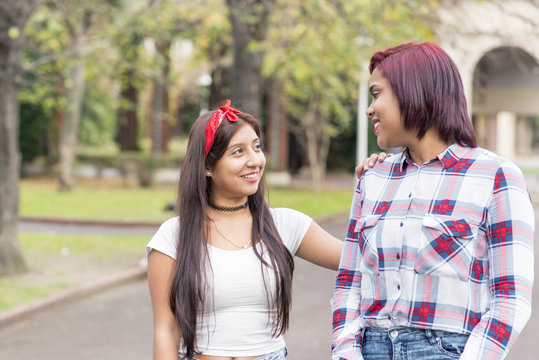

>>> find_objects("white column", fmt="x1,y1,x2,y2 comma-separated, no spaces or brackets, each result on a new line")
495,111,516,159
475,114,487,148
515,116,532,156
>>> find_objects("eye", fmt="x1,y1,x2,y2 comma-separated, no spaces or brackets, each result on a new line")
231,147,243,155
370,90,380,99
255,142,263,151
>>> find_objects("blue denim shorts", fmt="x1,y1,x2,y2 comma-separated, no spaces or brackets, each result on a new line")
178,347,287,360
361,327,469,360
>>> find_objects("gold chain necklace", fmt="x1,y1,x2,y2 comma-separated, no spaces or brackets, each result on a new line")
210,220,252,249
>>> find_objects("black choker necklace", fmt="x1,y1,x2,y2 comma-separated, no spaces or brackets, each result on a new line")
208,199,249,212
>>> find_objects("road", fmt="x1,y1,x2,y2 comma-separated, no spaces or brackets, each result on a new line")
1,209,538,359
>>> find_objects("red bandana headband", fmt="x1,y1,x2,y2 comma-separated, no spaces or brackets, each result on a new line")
205,99,242,157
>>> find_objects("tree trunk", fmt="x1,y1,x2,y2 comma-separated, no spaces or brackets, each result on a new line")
0,0,43,276
150,40,170,153
304,126,323,192
59,25,87,191
46,85,64,173
301,104,330,193
209,65,227,109
117,73,138,151
116,30,141,152
226,0,275,119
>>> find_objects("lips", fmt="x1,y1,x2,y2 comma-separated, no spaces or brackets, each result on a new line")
241,172,259,182
371,119,380,134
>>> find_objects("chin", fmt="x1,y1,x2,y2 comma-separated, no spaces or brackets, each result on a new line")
377,140,391,151
244,183,261,195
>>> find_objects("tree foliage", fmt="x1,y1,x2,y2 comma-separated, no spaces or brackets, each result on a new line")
21,0,121,188
17,0,439,186
264,0,437,190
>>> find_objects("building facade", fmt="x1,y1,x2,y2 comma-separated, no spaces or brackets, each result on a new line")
436,0,539,167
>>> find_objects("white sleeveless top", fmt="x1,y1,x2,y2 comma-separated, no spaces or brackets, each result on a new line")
146,207,313,356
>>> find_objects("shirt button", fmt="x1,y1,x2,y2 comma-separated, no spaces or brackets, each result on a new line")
397,285,401,290
396,253,401,260
399,222,403,227
390,330,399,338
408,193,412,198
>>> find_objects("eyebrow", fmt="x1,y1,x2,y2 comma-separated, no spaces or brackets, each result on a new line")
227,137,260,150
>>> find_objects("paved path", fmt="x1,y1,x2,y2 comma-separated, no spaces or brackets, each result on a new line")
2,210,538,359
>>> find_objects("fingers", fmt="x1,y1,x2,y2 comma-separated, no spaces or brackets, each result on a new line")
355,155,375,178
355,164,364,178
356,152,388,178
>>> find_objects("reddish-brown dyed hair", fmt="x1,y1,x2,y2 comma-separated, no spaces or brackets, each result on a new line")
369,41,476,147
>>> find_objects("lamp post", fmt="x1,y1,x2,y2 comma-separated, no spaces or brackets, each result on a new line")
356,62,370,185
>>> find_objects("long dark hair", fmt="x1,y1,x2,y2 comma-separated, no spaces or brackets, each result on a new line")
170,110,294,358
369,41,476,147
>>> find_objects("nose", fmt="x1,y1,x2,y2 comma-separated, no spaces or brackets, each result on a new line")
246,149,265,168
366,105,374,118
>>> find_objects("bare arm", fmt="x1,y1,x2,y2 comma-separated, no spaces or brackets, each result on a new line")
147,250,181,360
295,221,343,270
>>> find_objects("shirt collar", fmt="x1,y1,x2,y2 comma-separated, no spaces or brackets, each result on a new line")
398,149,413,171
398,143,467,171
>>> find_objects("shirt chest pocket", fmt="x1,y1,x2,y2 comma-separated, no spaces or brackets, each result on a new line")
414,215,479,281
354,214,382,274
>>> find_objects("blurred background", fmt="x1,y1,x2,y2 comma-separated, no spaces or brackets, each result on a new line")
1,0,538,359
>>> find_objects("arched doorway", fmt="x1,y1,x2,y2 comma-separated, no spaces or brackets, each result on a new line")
472,46,539,162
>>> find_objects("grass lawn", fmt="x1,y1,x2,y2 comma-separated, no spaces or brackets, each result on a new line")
266,187,353,219
19,178,354,222
20,178,176,223
0,233,149,312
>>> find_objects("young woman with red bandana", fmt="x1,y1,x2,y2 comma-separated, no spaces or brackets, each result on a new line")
146,100,384,360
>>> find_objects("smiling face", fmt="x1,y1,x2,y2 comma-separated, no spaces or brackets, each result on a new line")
207,123,265,205
367,67,415,150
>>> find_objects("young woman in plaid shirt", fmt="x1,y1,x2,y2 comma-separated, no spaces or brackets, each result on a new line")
332,42,534,360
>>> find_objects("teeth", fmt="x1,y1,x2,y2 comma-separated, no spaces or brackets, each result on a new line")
242,173,258,179
374,122,380,132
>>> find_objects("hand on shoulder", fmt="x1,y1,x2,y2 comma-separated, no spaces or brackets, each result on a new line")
355,152,390,178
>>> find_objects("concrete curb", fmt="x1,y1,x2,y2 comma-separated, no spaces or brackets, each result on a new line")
20,216,161,228
0,266,147,329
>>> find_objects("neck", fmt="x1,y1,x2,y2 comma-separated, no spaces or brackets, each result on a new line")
407,129,451,165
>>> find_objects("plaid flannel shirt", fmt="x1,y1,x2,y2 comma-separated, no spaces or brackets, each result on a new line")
332,144,534,360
